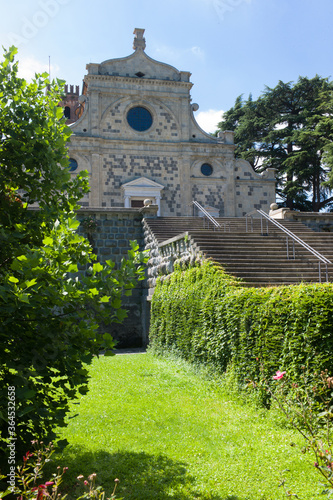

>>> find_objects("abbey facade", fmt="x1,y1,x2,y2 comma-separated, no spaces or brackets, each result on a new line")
66,28,276,217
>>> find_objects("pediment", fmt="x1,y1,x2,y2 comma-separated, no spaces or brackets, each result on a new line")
87,50,188,82
121,177,164,189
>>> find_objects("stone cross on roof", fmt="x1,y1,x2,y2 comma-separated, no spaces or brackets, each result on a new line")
133,28,146,51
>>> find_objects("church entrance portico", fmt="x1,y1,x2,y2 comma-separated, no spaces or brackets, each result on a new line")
121,177,164,216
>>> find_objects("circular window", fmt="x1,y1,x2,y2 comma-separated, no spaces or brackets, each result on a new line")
68,158,78,172
127,106,153,132
201,163,213,176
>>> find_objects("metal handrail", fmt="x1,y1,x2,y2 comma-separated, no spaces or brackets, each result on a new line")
245,210,269,235
192,201,221,230
257,209,331,282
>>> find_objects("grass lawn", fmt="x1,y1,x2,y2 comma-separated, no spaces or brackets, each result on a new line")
54,352,322,499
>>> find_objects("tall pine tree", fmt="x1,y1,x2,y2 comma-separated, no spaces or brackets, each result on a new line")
217,76,333,211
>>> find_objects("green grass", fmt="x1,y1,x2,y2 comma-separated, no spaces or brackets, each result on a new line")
54,353,322,499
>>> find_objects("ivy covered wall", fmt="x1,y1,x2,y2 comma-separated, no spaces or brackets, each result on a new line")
149,261,333,386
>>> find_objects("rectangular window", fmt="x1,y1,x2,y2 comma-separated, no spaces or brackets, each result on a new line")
131,199,145,208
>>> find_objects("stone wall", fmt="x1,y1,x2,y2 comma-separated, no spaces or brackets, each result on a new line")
270,208,333,232
100,99,180,141
101,153,181,214
77,207,149,348
143,219,202,299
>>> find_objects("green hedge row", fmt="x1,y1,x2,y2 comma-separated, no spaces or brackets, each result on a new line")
149,261,333,386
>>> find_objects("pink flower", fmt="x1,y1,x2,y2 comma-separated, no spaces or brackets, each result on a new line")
45,482,54,486
31,485,47,500
23,451,33,462
273,370,286,380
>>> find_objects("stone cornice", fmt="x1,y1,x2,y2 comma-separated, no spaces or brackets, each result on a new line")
190,176,227,182
69,135,234,150
235,178,275,184
77,207,142,215
84,74,193,90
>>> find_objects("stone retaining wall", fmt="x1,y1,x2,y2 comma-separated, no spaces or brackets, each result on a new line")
77,208,149,348
270,208,333,232
143,220,202,299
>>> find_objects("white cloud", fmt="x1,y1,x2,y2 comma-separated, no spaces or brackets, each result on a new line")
195,109,224,133
190,46,205,60
17,56,60,81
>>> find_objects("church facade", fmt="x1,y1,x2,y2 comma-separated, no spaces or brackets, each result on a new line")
66,28,276,217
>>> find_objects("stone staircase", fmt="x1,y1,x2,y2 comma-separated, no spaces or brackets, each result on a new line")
144,216,333,287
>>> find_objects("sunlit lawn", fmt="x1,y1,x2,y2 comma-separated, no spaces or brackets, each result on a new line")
55,353,321,499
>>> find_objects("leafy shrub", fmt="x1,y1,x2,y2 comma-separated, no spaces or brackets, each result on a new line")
0,46,148,467
0,441,121,499
149,261,333,397
267,369,333,498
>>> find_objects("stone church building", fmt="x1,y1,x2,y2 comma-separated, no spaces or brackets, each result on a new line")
65,28,275,217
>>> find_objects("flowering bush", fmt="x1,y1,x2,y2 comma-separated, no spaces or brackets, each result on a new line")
267,369,333,498
76,473,120,500
0,441,121,500
0,441,67,500
81,216,99,233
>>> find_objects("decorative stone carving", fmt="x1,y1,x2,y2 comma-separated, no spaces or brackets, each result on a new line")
133,28,146,51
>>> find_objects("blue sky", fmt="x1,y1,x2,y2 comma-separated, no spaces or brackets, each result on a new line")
1,0,333,132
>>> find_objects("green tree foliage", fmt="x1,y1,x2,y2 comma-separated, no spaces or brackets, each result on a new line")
218,76,333,211
0,47,147,463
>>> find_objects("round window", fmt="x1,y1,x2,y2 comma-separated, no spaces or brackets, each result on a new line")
201,163,213,176
68,158,78,172
127,106,153,132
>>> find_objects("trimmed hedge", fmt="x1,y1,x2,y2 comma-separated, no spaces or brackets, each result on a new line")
149,261,333,387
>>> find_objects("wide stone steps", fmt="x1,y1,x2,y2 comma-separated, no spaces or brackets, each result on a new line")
191,241,333,256
146,217,316,243
145,216,333,286
199,255,323,266
190,231,333,285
